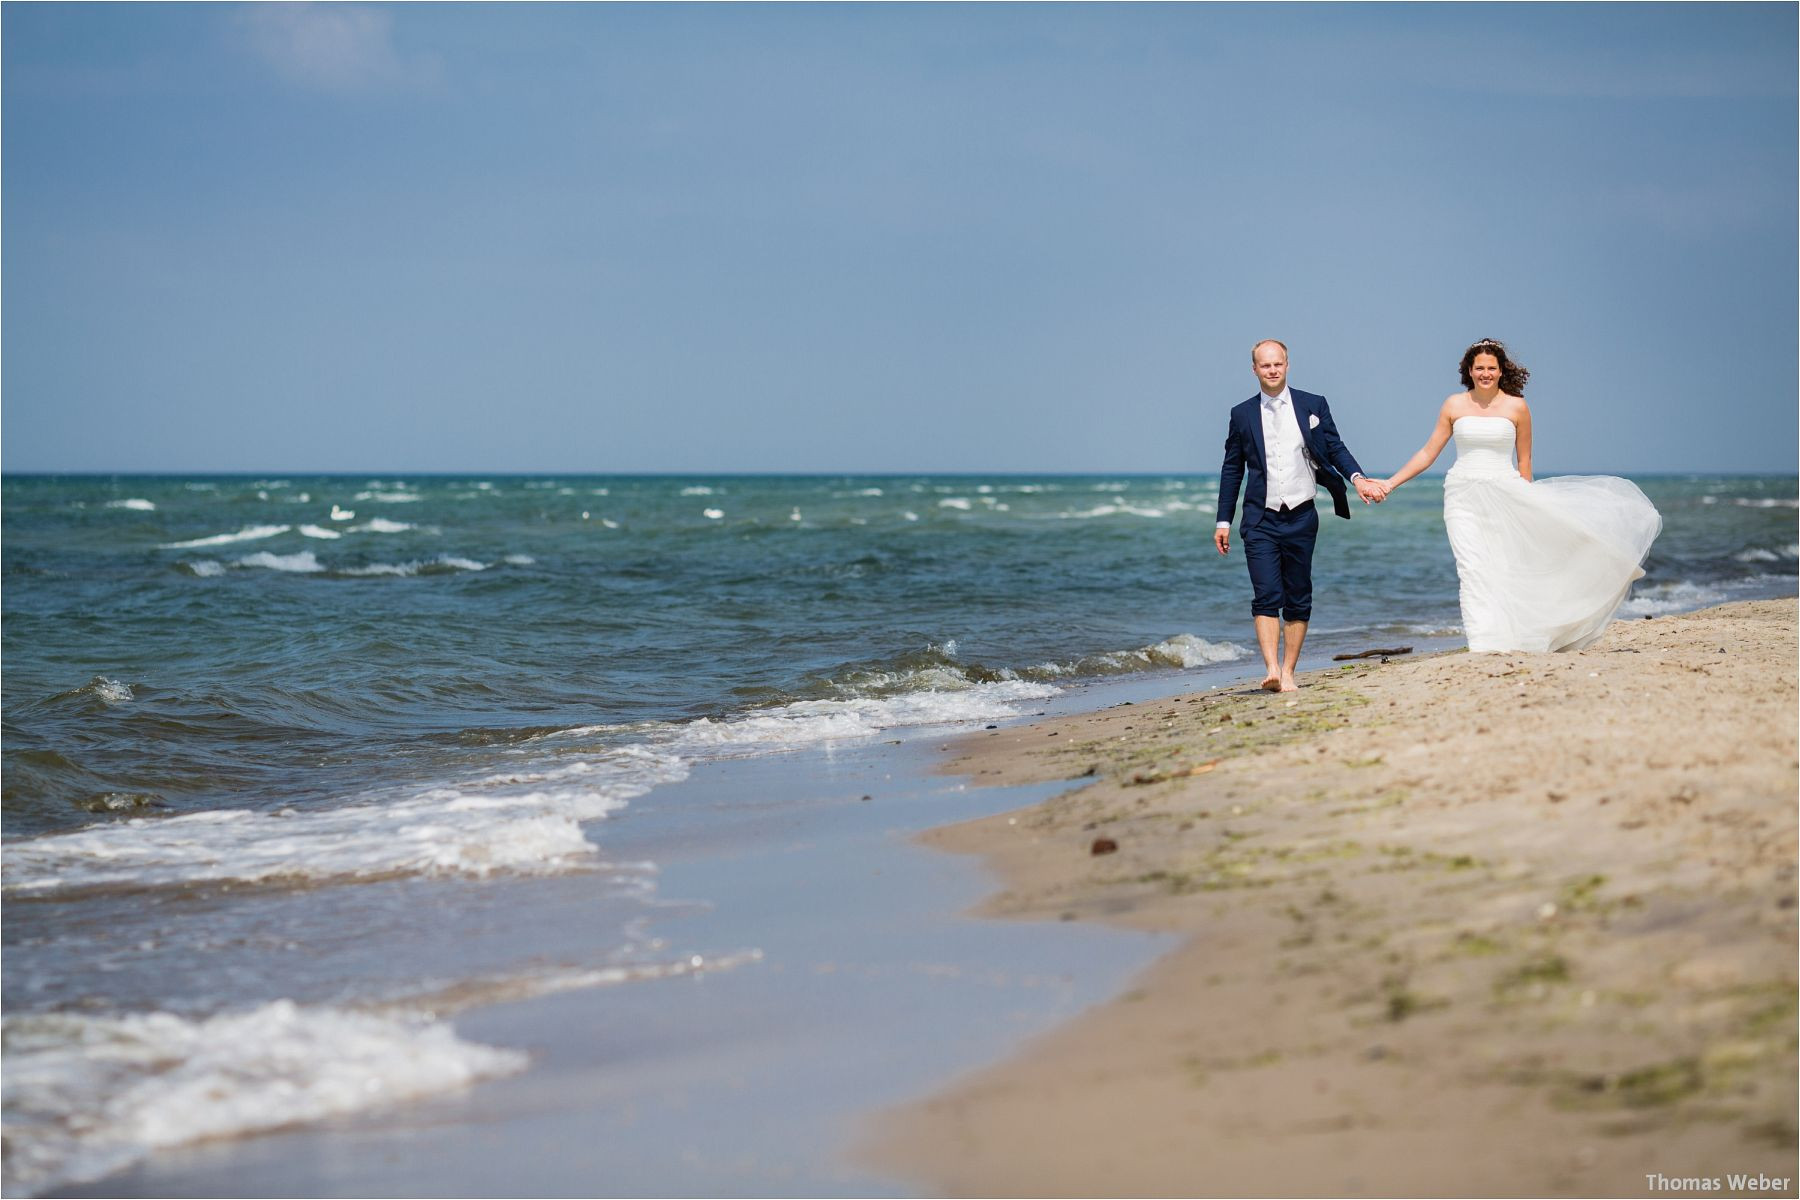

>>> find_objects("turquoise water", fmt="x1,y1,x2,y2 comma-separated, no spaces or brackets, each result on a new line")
2,471,1793,1194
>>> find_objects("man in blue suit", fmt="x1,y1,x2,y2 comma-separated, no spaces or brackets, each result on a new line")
1215,339,1385,692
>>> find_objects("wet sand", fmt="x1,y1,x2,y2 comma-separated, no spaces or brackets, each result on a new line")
867,599,1799,1198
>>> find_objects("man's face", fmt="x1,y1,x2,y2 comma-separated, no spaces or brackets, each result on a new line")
1253,344,1288,394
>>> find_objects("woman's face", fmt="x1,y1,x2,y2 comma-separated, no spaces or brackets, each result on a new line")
1469,352,1502,391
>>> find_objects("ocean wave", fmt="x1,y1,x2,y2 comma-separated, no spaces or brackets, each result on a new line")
337,556,489,577
237,550,323,573
1021,634,1249,678
103,499,156,512
354,491,422,504
665,680,1059,756
937,498,972,510
1,942,766,1198
1142,634,1251,668
46,677,137,707
159,524,290,549
1371,623,1463,638
2,746,686,896
88,678,133,706
1620,579,1731,617
179,552,489,578
680,486,717,496
351,518,417,533
297,525,342,540
0,1001,525,1198
1054,504,1172,520
1733,544,1799,563
1731,497,1799,508
821,634,1250,702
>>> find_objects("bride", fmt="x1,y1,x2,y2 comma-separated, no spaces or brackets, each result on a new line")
1374,338,1662,653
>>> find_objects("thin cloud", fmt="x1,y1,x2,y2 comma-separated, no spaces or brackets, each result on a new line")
236,3,439,94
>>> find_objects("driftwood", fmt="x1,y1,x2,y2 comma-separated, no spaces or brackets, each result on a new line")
1127,760,1221,786
1331,646,1413,661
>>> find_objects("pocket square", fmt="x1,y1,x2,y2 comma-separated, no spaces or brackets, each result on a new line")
1308,414,1320,429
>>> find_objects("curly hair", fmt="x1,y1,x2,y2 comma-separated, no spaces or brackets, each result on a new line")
1459,338,1530,396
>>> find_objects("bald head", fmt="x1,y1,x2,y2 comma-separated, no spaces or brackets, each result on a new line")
1252,340,1289,396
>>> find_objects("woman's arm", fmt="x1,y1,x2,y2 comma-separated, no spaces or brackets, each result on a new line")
1380,402,1457,491
1514,402,1533,482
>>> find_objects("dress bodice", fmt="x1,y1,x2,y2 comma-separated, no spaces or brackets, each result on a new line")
1449,415,1518,479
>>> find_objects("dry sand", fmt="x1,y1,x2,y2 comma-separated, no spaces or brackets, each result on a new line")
866,599,1799,1198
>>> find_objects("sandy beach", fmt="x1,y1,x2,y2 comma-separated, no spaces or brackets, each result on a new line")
868,599,1799,1198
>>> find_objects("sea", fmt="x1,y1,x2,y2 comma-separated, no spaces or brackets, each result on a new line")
3,471,1795,1195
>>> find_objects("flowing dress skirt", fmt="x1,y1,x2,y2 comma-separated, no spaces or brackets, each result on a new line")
1443,472,1663,653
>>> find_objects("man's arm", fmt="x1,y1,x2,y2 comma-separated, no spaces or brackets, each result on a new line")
1310,397,1368,484
1215,412,1244,553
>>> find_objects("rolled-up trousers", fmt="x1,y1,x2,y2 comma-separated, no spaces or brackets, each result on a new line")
1242,500,1318,623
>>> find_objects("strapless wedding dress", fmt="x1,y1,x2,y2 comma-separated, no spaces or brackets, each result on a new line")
1442,416,1661,653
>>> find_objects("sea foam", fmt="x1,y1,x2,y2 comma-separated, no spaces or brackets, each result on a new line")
1022,635,1248,678
1055,503,1171,519
665,679,1059,756
338,556,488,577
237,550,324,573
3,746,686,895
1,1001,526,1197
1620,579,1730,617
159,525,290,549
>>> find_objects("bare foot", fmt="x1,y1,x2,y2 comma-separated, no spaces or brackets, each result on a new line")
1279,674,1299,693
1260,674,1282,692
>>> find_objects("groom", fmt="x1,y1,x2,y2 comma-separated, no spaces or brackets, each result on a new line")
1215,340,1384,692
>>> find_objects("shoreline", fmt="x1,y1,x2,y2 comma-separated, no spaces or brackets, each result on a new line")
40,720,1173,1199
866,599,1799,1198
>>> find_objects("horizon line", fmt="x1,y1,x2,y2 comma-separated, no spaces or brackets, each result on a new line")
4,467,1795,480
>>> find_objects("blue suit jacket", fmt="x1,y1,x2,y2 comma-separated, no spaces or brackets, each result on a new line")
1216,389,1365,529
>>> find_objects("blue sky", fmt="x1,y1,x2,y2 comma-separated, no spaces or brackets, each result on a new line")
5,3,1795,474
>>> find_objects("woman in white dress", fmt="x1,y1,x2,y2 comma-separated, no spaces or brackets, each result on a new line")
1374,339,1662,653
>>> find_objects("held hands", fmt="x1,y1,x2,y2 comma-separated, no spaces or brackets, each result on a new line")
1220,475,1392,552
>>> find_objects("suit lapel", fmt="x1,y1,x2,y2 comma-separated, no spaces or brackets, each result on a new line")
1247,397,1267,465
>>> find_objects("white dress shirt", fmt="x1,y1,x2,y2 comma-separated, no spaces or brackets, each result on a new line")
1259,387,1318,512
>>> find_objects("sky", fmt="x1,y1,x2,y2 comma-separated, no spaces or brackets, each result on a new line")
4,2,1795,475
